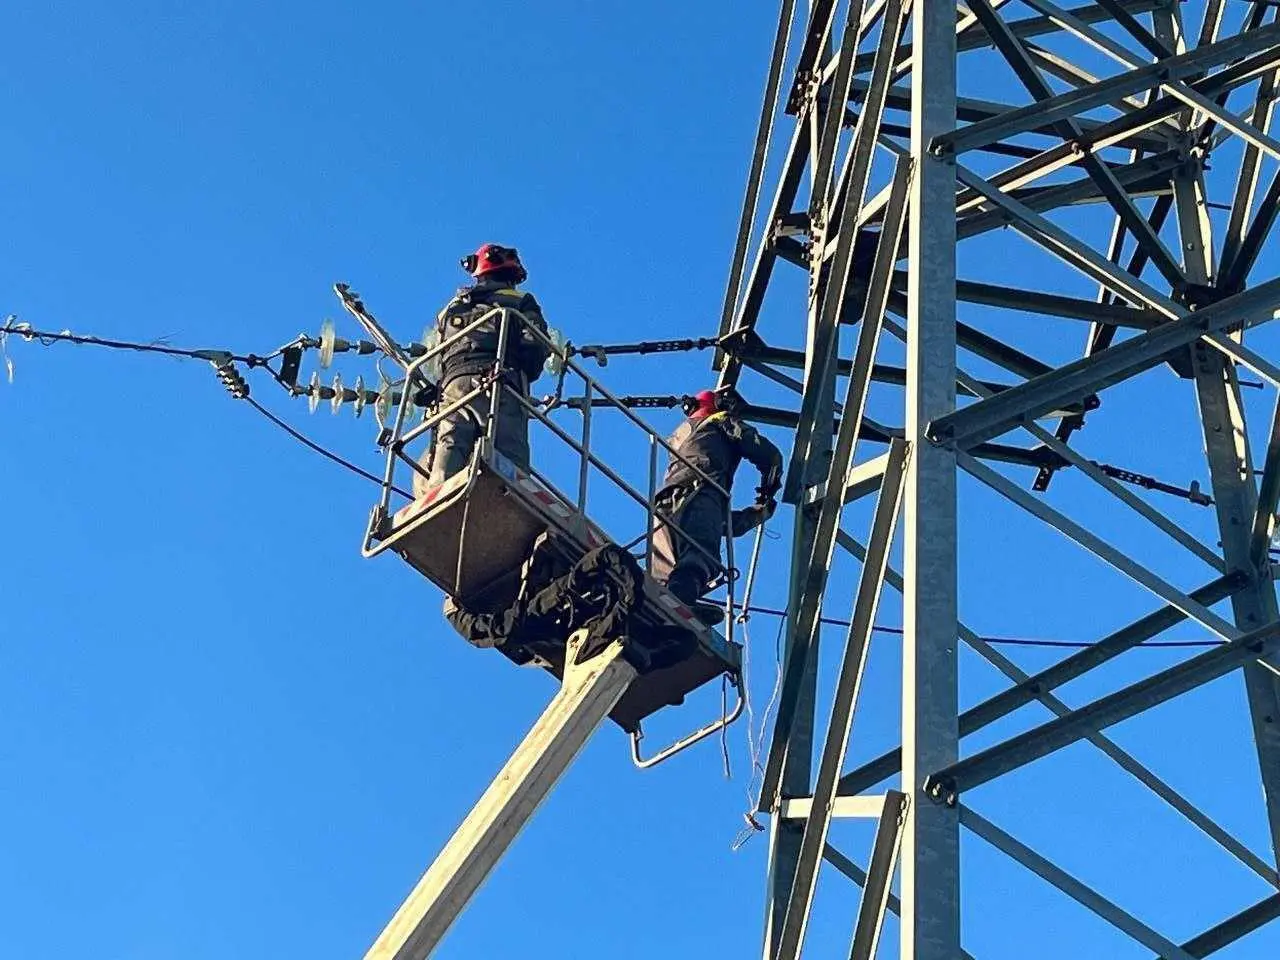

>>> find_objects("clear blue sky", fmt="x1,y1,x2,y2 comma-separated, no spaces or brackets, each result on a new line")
3,1,1279,957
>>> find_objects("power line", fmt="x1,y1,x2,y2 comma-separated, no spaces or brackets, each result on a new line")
732,603,1221,649
0,317,289,366
242,396,411,498
2,316,406,497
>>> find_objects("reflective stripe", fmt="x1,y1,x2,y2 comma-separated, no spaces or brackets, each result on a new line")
657,592,695,622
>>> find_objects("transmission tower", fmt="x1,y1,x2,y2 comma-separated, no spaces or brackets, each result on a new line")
716,0,1280,956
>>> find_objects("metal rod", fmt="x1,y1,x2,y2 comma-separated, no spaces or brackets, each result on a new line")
773,440,909,960
928,618,1280,799
847,791,909,960
959,806,1197,960
578,378,591,513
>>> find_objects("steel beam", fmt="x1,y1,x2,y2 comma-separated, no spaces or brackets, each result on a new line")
1036,192,1173,491
761,159,911,802
956,164,1180,315
960,807,1198,960
837,573,1242,792
894,274,1155,327
901,0,960,951
927,617,1280,799
718,121,811,384
834,534,1275,885
862,79,1173,152
780,794,887,820
1166,893,1280,958
786,1,910,502
927,276,1280,450
1190,340,1280,869
950,44,1280,215
1249,396,1280,566
744,337,1017,392
866,0,1165,76
955,150,1184,246
761,9,835,935
774,441,908,960
824,841,981,960
718,0,798,370
1221,62,1280,284
934,24,1280,154
959,452,1241,639
961,0,1186,287
848,791,909,960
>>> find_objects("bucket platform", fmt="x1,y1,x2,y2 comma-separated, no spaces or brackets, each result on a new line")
367,445,743,736
336,283,758,960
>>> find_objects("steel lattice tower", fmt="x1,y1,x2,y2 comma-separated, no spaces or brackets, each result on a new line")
714,0,1280,956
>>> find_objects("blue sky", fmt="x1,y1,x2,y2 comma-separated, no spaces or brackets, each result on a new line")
3,1,1280,958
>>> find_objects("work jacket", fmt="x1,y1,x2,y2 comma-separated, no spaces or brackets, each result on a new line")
661,411,782,501
435,278,551,384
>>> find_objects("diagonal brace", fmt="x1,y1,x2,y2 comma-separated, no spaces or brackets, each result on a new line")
773,440,909,960
927,276,1280,450
927,618,1280,801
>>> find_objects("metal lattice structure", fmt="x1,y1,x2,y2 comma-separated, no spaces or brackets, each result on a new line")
715,0,1280,955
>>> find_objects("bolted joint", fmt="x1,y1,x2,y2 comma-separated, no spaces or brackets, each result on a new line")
923,775,958,807
924,420,954,445
928,137,955,159
786,69,817,116
1176,281,1219,310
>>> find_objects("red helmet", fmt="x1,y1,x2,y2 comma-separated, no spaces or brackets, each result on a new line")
686,389,719,419
683,386,745,418
461,243,527,283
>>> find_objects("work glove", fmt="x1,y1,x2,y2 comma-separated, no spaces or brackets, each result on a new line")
758,464,782,500
412,382,439,408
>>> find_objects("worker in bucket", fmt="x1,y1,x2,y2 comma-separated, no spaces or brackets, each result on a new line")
418,243,551,495
650,386,783,612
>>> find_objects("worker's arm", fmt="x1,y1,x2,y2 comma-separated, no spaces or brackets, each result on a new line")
720,418,782,538
730,501,776,536
515,292,552,380
735,421,784,500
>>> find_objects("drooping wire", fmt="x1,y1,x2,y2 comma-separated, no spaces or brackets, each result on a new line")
731,602,1223,649
1,316,407,498
732,610,787,852
242,396,411,498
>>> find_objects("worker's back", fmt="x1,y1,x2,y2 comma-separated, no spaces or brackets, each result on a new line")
436,279,549,381
662,411,744,495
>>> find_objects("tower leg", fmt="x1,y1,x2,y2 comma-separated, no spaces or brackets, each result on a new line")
363,631,637,960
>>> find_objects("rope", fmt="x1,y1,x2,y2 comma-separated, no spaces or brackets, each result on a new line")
732,611,786,852
720,675,732,780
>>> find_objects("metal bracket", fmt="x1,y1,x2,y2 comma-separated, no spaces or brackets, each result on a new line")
630,672,746,769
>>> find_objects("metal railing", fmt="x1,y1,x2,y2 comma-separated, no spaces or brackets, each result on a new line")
363,306,741,639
